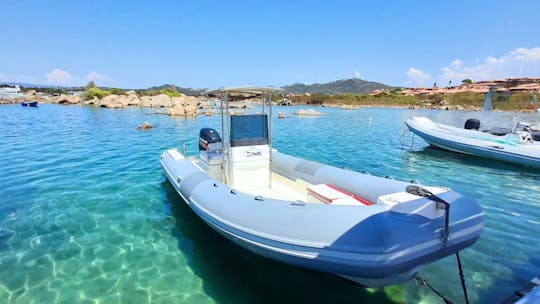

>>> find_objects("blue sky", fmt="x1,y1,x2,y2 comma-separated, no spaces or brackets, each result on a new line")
1,0,539,89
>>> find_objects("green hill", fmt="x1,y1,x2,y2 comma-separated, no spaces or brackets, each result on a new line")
281,78,393,94
146,84,206,96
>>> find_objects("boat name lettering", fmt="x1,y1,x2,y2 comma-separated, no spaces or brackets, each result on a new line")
245,150,262,157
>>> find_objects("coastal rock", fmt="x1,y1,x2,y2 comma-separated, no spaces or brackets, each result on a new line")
338,104,359,110
140,94,171,108
229,101,254,109
99,94,125,108
295,109,324,116
204,109,218,116
56,94,81,104
25,90,38,97
223,109,245,115
125,94,141,106
167,95,200,116
198,99,217,109
82,98,98,105
277,98,292,106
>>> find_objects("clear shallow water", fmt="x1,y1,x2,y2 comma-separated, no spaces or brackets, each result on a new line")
0,104,539,303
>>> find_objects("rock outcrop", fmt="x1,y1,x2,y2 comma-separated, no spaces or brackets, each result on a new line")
99,93,142,108
56,94,82,105
99,95,125,108
125,93,141,106
140,94,171,108
167,95,200,116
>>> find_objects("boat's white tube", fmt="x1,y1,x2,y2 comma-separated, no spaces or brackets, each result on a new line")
272,151,411,203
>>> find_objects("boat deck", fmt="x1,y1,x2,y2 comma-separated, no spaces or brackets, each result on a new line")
241,172,320,203
190,156,372,206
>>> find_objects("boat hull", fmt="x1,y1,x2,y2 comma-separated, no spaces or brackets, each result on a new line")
406,117,540,169
21,101,38,107
160,148,483,286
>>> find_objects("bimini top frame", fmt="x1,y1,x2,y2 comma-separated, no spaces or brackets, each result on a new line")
204,86,283,185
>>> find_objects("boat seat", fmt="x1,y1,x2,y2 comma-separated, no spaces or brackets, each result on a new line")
307,184,372,206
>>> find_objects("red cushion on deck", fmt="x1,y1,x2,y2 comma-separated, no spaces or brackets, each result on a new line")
307,183,373,205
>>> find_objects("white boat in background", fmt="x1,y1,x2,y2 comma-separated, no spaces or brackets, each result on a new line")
0,85,21,94
406,117,540,169
161,87,484,287
0,85,23,98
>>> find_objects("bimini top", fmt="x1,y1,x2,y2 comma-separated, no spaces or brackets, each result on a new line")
205,86,283,98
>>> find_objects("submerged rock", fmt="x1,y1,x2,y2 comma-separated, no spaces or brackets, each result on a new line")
137,122,154,130
295,109,324,116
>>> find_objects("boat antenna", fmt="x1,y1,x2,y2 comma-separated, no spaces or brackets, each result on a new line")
482,87,495,111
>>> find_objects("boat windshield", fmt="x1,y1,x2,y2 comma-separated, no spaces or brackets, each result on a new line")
230,114,269,147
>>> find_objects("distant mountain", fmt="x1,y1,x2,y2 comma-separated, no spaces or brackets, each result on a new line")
2,79,393,95
281,78,393,94
146,84,207,96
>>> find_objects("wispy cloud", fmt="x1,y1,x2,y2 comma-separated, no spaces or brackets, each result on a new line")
45,68,73,85
440,47,540,83
354,71,361,79
406,67,431,86
86,71,112,82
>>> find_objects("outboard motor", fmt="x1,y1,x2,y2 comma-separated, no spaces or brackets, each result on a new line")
198,128,222,179
516,122,540,141
464,118,480,130
199,128,222,151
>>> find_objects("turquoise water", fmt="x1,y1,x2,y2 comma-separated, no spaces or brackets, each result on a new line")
1,104,539,303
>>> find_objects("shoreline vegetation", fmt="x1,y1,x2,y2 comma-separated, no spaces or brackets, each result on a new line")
1,77,539,114
288,91,539,112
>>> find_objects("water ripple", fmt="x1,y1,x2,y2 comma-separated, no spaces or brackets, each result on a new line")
0,104,539,303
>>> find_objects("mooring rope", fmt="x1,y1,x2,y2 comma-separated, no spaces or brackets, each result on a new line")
456,252,470,304
413,273,453,304
413,252,471,304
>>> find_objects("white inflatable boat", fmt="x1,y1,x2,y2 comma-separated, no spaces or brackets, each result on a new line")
161,87,484,287
406,116,540,169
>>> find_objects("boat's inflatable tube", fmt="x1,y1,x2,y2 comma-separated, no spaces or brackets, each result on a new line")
272,151,411,203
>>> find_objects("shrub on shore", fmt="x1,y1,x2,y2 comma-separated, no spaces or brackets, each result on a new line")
288,93,419,107
142,89,182,98
287,91,537,111
85,88,111,99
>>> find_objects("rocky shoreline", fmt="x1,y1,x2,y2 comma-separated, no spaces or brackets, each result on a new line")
1,89,535,114
1,90,204,116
